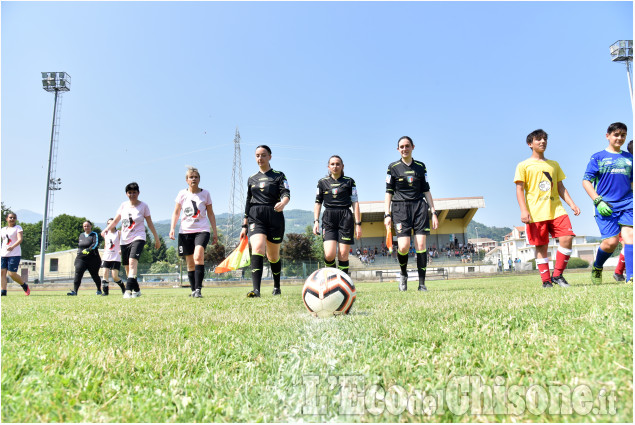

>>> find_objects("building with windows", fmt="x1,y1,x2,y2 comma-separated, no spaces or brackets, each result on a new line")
497,225,601,265
34,249,77,282
467,237,497,252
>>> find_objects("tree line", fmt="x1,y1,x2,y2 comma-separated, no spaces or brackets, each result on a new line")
2,202,324,276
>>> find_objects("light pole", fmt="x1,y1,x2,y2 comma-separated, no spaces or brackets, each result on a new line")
39,72,70,284
610,40,633,110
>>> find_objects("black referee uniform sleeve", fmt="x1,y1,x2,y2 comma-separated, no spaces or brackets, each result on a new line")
279,173,290,199
421,165,431,192
244,181,252,218
386,167,395,194
315,181,323,204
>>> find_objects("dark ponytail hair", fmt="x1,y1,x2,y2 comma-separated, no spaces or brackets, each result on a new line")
256,145,272,155
397,136,414,148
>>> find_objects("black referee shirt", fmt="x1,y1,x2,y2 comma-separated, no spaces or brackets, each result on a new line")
315,175,358,208
385,158,430,202
244,169,290,217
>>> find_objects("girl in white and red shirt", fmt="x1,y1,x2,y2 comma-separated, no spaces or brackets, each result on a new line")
169,166,218,298
1,212,29,296
102,182,161,298
100,218,125,295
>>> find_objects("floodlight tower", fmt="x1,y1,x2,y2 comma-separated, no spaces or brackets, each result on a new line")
39,72,70,284
227,128,245,251
609,40,633,110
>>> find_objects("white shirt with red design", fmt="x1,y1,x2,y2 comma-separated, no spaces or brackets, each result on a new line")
175,188,213,234
1,225,23,257
102,230,122,261
116,201,151,244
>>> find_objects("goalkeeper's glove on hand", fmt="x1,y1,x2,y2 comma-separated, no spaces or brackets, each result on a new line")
82,249,90,255
594,196,613,217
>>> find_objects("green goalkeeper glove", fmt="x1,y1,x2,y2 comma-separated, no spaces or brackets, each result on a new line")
82,249,90,255
593,197,613,217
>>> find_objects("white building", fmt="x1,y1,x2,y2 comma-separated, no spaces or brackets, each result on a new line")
467,237,497,252
497,226,600,265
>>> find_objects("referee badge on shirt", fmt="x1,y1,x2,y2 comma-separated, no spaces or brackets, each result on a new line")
283,180,290,190
249,223,255,231
396,223,402,232
407,176,414,185
259,182,266,190
332,188,338,198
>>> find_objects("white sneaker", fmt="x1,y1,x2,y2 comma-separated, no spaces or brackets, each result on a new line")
132,291,142,298
123,290,132,299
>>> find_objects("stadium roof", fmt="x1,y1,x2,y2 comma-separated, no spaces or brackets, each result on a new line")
358,196,485,226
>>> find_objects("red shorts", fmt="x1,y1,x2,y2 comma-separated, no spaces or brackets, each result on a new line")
526,215,575,246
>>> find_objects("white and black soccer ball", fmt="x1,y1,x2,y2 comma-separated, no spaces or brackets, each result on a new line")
302,268,356,318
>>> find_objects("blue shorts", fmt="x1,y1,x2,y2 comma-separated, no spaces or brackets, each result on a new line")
595,208,633,239
1,256,21,273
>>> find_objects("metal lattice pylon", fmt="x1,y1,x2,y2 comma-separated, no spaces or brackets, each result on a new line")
227,127,245,250
44,93,64,248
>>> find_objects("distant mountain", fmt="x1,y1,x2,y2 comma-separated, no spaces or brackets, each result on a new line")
466,220,512,243
15,209,43,224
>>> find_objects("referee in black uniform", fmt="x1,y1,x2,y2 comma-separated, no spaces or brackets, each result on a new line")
313,155,361,275
385,136,439,291
240,145,290,297
67,221,103,296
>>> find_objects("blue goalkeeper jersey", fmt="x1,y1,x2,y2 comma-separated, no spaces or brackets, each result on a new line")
583,149,633,212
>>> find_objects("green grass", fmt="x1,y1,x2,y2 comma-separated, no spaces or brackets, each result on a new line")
2,274,632,422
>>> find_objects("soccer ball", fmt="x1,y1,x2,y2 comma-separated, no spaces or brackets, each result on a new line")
302,268,356,318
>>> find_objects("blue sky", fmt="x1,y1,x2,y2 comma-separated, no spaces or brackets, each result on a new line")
1,1,633,237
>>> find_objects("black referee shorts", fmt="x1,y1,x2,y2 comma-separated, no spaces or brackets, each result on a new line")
392,199,430,237
178,232,211,256
322,208,354,244
120,240,146,266
248,205,285,243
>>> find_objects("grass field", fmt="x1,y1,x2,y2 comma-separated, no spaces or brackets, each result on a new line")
2,274,632,422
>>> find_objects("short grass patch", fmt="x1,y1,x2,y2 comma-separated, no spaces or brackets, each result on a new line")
2,274,632,422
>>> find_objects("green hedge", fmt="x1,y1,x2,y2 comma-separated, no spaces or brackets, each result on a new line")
528,257,589,270
567,257,589,269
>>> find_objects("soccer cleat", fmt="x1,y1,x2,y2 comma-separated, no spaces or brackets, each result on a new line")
189,291,194,297
96,290,103,296
123,290,132,299
613,273,625,282
399,275,407,291
272,287,281,296
193,289,203,298
418,284,427,292
551,275,570,288
627,277,633,285
24,284,30,296
103,285,109,296
67,290,78,296
591,266,603,285
131,291,141,298
247,289,261,298
542,282,553,288
1,290,6,296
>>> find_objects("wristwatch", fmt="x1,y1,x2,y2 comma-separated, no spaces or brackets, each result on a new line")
355,222,362,225
384,213,391,218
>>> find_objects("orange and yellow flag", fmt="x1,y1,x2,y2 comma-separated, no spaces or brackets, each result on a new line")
214,235,250,273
